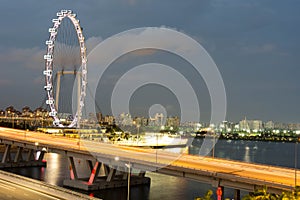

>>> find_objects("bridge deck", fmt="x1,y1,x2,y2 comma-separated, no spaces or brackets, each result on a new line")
0,127,298,194
0,169,100,200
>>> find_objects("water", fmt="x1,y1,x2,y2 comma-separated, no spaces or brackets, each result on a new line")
4,139,300,200
190,139,298,168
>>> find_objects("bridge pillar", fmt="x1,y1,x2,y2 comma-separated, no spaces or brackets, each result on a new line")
234,189,240,200
63,157,151,191
0,144,46,168
106,166,116,182
86,160,93,172
25,149,35,161
138,171,146,177
14,147,23,162
221,186,224,200
68,156,78,180
103,163,110,175
217,186,224,200
88,161,101,184
37,150,46,162
1,144,11,163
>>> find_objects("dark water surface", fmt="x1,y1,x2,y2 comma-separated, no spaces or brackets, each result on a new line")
5,139,300,200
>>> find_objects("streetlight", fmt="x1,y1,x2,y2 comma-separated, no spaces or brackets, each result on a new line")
137,124,140,144
211,131,216,158
156,132,158,167
125,162,131,200
157,126,165,165
132,121,140,144
12,113,14,128
295,136,299,187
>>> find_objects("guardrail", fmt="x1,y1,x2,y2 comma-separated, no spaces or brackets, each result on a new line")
0,170,101,200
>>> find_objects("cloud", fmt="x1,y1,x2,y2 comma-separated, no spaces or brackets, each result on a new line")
88,26,207,67
0,47,44,70
85,36,103,54
0,79,13,87
241,43,277,54
0,36,103,72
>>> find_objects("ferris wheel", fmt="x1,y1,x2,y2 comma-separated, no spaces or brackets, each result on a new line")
43,10,87,128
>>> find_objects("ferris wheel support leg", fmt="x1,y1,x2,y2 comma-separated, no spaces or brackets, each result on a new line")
77,73,81,128
55,72,61,111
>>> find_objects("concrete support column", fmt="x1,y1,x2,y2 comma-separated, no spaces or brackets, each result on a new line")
234,189,240,200
14,147,23,162
2,144,11,163
63,159,151,191
86,160,93,172
138,171,146,177
103,164,110,176
106,167,116,182
221,186,224,200
68,157,78,180
88,161,101,184
26,149,35,161
37,150,46,161
116,167,126,180
216,186,224,200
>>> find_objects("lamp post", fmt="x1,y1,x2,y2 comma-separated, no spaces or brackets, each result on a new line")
212,131,216,158
295,136,298,187
157,126,165,166
125,162,131,200
11,114,13,128
137,124,140,144
132,121,140,144
156,133,158,164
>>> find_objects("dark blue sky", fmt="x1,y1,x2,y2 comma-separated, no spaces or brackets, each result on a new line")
0,0,299,123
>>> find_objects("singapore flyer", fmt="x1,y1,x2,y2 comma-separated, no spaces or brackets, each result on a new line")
43,9,87,128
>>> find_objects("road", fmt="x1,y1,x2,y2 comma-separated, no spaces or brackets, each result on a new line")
0,178,61,200
0,127,299,191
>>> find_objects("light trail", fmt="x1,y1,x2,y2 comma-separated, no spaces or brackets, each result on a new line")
0,127,299,190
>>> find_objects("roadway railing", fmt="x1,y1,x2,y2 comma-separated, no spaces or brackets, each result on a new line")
0,170,101,200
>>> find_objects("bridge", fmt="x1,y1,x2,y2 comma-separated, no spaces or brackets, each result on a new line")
0,170,100,200
0,127,299,199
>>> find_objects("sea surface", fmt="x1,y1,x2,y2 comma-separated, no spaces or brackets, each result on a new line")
5,139,300,200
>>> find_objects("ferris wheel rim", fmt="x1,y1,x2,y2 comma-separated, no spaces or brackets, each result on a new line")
43,9,87,128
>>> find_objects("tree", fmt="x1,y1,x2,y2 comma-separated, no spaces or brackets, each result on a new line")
242,186,279,200
195,190,213,200
280,186,300,200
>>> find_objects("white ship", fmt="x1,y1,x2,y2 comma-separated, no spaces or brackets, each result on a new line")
113,132,190,148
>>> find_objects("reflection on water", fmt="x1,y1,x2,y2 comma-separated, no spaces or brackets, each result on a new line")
191,138,298,168
244,146,251,163
3,139,300,200
43,153,69,185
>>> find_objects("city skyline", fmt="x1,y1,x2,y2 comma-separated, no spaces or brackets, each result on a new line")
1,104,300,130
0,1,300,123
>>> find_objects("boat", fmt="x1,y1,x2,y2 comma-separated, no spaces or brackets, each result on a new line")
112,132,190,148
